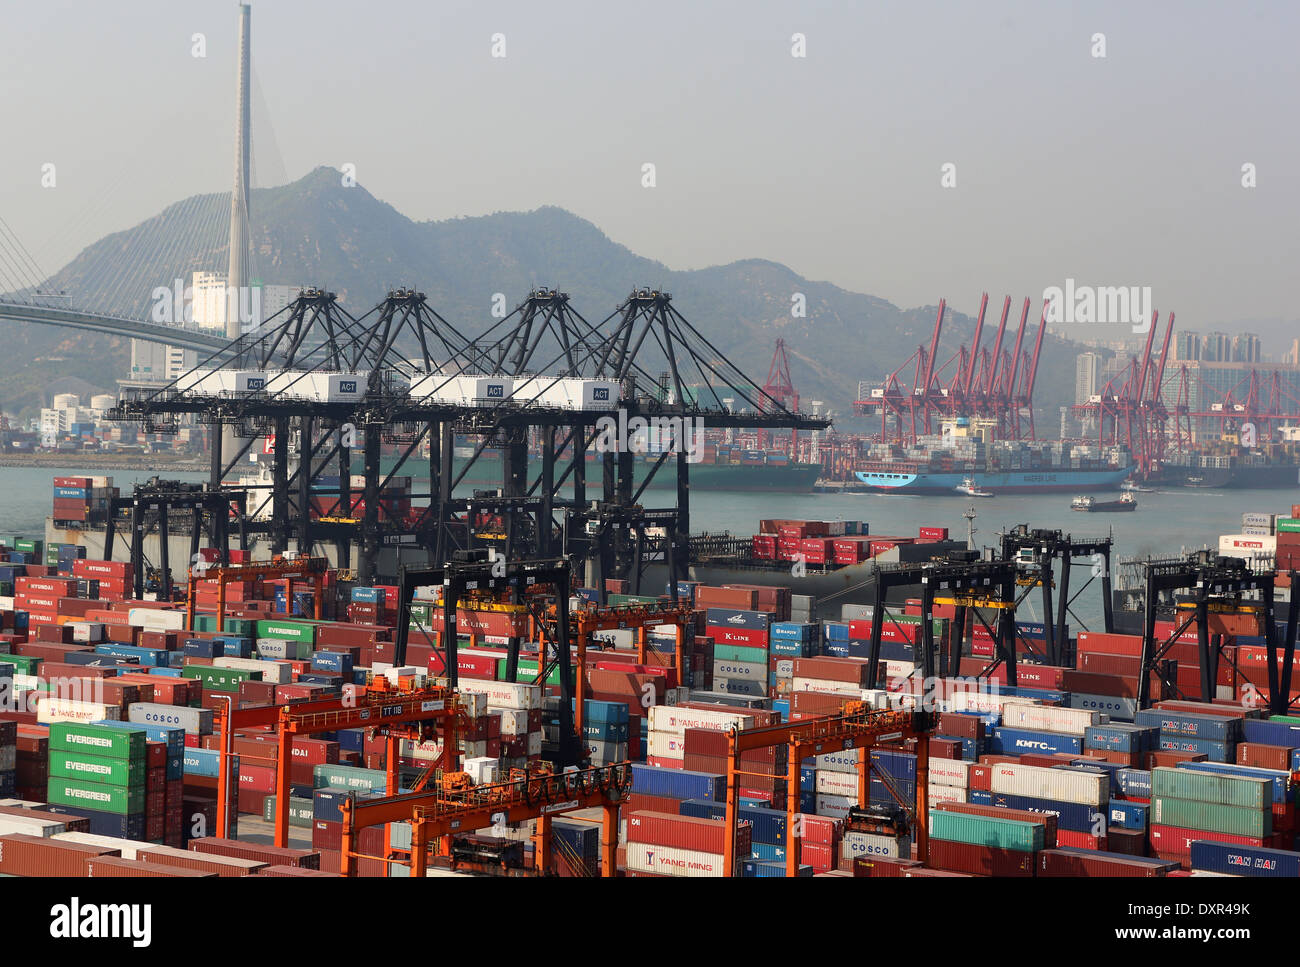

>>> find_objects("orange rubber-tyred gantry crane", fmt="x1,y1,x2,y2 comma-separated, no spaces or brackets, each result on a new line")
211,677,469,858
339,761,632,877
723,703,936,877
186,556,329,632
556,603,692,740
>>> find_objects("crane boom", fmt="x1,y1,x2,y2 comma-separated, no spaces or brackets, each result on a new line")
963,293,989,395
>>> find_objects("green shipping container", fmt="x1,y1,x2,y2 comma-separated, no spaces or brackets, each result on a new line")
312,765,387,793
498,658,574,688
49,721,146,761
929,810,1046,852
0,654,42,674
255,619,317,644
1274,517,1300,533
712,644,768,664
49,751,147,787
14,538,43,555
1152,767,1270,809
181,665,263,692
46,777,145,816
193,615,218,633
261,795,315,827
1151,796,1272,838
607,593,662,606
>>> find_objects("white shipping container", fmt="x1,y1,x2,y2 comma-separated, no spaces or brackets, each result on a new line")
127,608,186,631
35,696,122,725
457,680,540,710
815,793,856,819
792,676,863,697
815,770,859,797
1218,534,1276,556
927,757,972,788
0,596,12,611
948,691,1028,714
496,709,529,736
624,842,730,877
989,762,1109,807
212,656,291,684
814,749,863,774
711,659,767,683
70,622,105,643
527,732,542,756
460,692,488,718
461,740,488,758
53,831,144,861
646,731,689,759
774,659,795,678
927,785,966,806
840,831,910,860
646,705,752,735
464,756,500,785
0,816,65,837
255,638,309,661
999,702,1104,736
127,702,213,734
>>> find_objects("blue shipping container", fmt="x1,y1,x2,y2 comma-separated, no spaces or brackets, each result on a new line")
990,727,1083,756
987,792,1105,832
630,764,724,801
1189,840,1300,878
1135,708,1242,742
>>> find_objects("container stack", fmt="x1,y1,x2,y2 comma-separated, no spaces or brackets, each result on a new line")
927,807,1044,877
624,809,745,877
1135,705,1242,763
45,722,147,839
1149,766,1273,865
0,720,14,798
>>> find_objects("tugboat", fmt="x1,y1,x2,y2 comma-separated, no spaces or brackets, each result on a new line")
954,477,994,498
1072,492,1137,512
1120,480,1155,494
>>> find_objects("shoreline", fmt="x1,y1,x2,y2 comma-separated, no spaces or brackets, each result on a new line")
0,453,208,473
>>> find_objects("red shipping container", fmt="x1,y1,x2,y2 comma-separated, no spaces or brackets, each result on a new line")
1148,823,1266,858
0,834,118,875
626,810,750,856
928,839,1034,877
1055,829,1107,850
85,856,216,877
792,656,871,686
1037,849,1175,877
1237,743,1294,770
189,837,321,869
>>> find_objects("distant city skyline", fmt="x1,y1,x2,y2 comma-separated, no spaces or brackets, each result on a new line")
2,0,1297,346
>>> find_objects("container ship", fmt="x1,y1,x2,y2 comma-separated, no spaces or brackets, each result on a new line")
382,440,822,494
1151,445,1300,489
853,421,1133,495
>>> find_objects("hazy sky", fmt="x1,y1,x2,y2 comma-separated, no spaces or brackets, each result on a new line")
2,0,1296,336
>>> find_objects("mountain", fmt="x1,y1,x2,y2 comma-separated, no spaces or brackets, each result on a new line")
9,165,1094,428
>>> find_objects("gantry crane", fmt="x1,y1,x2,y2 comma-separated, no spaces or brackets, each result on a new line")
555,602,692,742
211,676,468,856
339,761,631,877
723,704,936,877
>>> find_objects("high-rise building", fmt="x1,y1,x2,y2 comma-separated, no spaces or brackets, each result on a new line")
1232,332,1262,363
191,270,302,334
1203,331,1231,362
1074,352,1100,403
1175,330,1201,362
1288,338,1300,366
